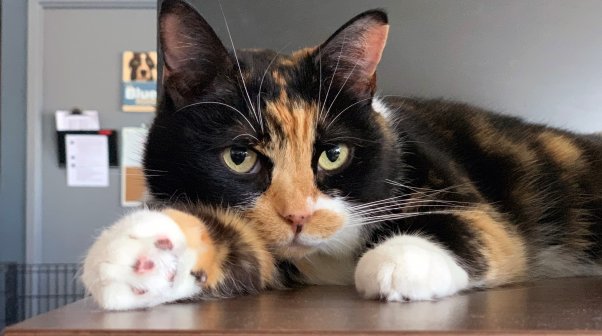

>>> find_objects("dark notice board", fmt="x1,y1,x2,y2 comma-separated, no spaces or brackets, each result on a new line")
56,130,119,167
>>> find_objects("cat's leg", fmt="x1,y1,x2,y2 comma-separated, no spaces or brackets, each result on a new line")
82,207,275,310
355,207,526,301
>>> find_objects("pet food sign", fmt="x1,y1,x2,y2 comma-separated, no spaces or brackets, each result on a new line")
122,51,157,112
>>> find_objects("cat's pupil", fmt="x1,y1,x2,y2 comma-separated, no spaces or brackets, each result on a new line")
326,146,341,162
230,147,247,165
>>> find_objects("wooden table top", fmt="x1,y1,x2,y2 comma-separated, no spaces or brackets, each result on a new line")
5,277,602,335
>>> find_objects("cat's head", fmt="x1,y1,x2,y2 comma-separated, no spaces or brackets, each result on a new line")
145,0,401,258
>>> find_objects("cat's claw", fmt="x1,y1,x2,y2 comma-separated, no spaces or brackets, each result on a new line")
354,235,469,302
82,210,201,310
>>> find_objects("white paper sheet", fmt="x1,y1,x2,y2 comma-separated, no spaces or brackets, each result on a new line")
121,127,149,206
65,134,109,187
55,110,100,131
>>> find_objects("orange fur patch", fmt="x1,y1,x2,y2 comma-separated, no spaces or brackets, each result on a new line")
290,47,316,61
303,210,344,238
164,207,276,287
205,207,276,286
456,206,527,285
472,115,537,165
271,70,287,87
248,97,346,258
260,99,318,218
162,209,225,287
538,131,585,169
372,112,397,145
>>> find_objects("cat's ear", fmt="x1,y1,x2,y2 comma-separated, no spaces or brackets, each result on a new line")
316,9,389,97
159,0,231,107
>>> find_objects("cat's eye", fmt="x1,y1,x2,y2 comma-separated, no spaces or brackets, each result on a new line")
222,146,259,174
318,144,350,171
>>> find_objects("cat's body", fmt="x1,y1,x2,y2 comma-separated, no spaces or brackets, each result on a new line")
82,0,602,310
374,97,602,277
289,96,602,285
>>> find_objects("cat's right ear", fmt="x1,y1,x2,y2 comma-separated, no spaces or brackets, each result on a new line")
159,0,231,107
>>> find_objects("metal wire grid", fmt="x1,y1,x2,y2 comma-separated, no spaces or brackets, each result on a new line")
0,263,86,329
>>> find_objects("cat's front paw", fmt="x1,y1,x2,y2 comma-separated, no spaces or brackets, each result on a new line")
354,235,469,302
82,210,204,310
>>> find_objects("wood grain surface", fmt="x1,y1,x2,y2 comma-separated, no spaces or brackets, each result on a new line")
5,277,602,335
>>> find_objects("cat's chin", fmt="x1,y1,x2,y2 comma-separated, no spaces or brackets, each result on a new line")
274,238,323,259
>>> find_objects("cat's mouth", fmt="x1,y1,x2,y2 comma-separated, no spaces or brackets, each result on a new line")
246,202,346,255
247,200,348,258
291,234,322,248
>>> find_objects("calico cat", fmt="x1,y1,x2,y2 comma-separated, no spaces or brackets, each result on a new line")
82,0,602,310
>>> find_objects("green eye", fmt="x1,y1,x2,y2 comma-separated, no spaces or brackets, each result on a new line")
222,146,258,173
318,144,350,171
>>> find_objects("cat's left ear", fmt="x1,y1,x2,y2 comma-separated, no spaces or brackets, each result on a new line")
315,9,389,97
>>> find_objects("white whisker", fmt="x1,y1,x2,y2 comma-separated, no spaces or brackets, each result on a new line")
347,210,469,227
317,45,323,122
232,133,260,142
326,136,377,144
143,168,169,173
349,196,408,210
352,200,473,214
323,61,359,122
256,43,291,132
325,96,374,130
350,195,473,210
385,180,475,199
176,101,256,133
353,204,474,217
319,32,348,122
218,0,259,125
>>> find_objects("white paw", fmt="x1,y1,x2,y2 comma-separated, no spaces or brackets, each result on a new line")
82,210,200,310
354,235,469,302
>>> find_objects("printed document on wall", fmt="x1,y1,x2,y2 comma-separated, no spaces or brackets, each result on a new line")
121,127,148,206
66,134,109,187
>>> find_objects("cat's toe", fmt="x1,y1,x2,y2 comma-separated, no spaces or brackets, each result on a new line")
354,235,469,302
82,210,200,310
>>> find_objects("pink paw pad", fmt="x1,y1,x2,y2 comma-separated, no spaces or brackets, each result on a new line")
132,287,147,295
133,256,155,274
154,237,173,251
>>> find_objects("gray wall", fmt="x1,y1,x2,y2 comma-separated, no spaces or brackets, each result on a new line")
0,0,27,263
185,0,602,132
40,7,155,263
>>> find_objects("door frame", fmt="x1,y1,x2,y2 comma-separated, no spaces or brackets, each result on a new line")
26,0,156,263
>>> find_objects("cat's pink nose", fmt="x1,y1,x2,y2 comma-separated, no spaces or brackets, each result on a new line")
285,212,312,233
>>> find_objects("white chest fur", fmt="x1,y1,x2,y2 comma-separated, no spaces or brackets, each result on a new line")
294,252,356,285
294,196,365,285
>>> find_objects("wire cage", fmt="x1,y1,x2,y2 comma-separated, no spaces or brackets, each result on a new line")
0,263,86,329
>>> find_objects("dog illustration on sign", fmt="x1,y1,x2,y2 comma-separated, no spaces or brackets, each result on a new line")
128,52,156,81
122,51,158,112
